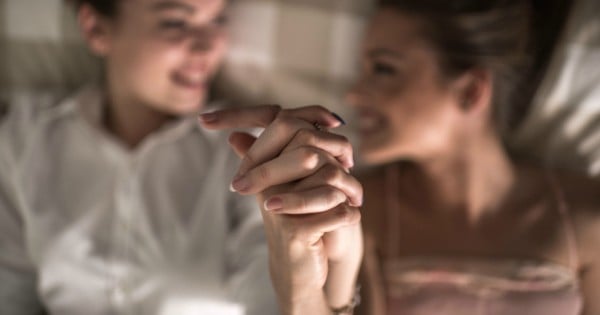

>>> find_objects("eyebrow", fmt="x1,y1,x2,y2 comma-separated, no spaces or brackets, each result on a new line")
151,1,195,14
367,48,403,60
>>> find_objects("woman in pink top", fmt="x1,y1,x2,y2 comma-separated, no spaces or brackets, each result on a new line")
205,0,600,314
346,0,600,314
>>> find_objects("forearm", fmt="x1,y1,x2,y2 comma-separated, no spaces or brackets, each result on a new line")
281,291,331,315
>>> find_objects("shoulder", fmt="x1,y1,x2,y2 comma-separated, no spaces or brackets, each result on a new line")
0,90,71,161
554,170,600,214
552,170,600,265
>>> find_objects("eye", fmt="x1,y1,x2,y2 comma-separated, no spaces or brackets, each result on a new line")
159,19,188,31
372,61,397,76
212,14,228,27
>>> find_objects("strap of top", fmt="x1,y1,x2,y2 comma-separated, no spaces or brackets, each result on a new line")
547,173,581,271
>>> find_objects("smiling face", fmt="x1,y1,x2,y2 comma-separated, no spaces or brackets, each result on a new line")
83,0,228,115
347,8,470,165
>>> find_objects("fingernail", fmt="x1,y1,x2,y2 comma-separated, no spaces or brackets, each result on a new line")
231,175,250,192
331,112,346,125
199,112,217,123
264,197,283,211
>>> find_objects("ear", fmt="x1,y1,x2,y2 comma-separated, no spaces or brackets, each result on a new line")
452,69,493,116
77,4,113,57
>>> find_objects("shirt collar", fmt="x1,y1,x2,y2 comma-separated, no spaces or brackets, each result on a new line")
54,85,207,142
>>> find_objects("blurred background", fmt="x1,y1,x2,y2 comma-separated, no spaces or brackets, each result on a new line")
0,0,599,176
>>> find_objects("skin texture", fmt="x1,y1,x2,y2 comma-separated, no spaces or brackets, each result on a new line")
79,0,228,147
349,8,600,314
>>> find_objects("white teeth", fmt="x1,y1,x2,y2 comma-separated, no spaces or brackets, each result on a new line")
359,114,380,131
177,73,204,86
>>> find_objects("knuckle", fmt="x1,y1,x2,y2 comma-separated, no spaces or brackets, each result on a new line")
322,164,344,185
299,147,321,170
296,128,318,146
273,115,296,134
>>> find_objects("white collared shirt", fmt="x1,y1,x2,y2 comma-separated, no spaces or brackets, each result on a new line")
0,87,278,315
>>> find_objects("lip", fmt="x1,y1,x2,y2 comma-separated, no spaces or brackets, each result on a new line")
358,109,385,136
172,71,207,91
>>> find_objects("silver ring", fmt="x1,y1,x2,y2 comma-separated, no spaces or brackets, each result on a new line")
313,122,324,131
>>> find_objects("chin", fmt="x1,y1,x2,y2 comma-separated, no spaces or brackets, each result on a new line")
360,147,392,166
359,142,413,166
167,94,207,115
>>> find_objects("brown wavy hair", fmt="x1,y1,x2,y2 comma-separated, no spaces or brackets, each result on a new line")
379,0,534,135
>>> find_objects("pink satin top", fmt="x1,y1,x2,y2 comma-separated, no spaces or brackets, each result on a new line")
361,167,583,315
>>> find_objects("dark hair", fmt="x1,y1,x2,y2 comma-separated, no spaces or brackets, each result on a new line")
379,0,534,135
68,0,119,17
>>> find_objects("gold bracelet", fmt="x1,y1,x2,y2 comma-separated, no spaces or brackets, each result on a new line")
330,285,361,315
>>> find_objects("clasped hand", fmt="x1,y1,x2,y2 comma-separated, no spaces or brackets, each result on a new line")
201,105,363,313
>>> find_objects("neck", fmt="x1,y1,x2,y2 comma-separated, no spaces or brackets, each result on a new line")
103,86,173,149
401,127,516,224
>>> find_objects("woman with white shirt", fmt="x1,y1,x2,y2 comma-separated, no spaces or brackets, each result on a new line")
0,0,360,314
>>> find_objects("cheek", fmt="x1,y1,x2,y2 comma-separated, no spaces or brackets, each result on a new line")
385,89,458,146
205,34,228,74
126,40,186,76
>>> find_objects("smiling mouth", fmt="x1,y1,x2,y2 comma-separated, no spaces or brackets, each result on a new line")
359,110,385,135
172,72,206,90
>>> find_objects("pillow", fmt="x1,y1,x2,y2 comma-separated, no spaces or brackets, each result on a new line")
514,0,600,176
0,0,100,95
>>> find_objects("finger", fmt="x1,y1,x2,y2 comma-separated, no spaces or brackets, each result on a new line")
228,132,257,158
236,108,347,176
263,186,348,214
235,115,314,177
280,105,346,129
293,164,363,207
230,146,337,194
283,204,361,246
283,128,354,170
323,224,363,262
199,105,281,130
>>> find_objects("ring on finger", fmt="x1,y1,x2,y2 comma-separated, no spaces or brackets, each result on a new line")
313,121,324,131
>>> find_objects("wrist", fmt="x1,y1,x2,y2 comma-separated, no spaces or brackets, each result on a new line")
281,290,330,315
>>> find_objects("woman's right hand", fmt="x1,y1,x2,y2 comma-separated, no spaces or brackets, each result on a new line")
200,105,363,314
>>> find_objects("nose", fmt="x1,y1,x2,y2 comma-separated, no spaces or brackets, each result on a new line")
188,27,221,53
345,81,365,108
